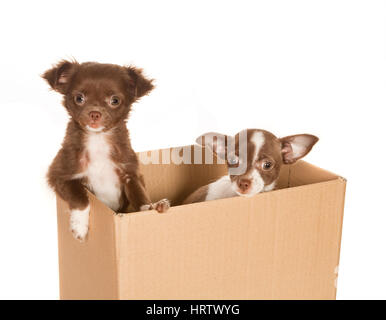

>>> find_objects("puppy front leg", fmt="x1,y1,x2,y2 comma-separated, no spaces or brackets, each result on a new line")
54,179,90,241
124,175,170,213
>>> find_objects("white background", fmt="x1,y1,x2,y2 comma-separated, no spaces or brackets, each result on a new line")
0,0,385,299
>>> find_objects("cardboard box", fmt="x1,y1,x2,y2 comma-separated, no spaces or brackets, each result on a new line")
56,145,346,300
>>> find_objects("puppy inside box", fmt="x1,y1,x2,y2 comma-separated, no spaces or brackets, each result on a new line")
183,129,318,204
43,60,169,241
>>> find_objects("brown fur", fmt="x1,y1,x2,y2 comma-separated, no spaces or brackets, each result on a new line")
227,129,282,189
182,185,209,205
43,60,168,213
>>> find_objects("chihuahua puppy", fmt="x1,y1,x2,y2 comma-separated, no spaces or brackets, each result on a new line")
183,129,318,204
43,60,169,241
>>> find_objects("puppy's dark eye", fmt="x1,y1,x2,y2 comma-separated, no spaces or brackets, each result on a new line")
110,96,121,107
228,156,239,166
262,161,273,170
74,93,85,105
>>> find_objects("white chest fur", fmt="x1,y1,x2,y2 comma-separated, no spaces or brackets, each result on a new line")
206,176,238,201
83,132,121,211
205,175,277,201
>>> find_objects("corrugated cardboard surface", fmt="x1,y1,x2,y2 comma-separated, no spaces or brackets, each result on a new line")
57,193,118,299
57,147,346,300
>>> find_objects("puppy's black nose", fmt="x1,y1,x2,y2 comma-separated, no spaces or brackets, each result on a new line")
238,179,251,192
89,111,101,121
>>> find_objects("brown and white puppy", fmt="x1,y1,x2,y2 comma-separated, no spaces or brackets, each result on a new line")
183,129,318,204
43,60,169,241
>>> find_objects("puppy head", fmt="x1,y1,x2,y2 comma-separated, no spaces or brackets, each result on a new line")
42,60,154,132
196,129,318,197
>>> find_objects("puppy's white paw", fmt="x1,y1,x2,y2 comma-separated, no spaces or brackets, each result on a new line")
139,199,170,213
153,198,170,213
70,205,90,242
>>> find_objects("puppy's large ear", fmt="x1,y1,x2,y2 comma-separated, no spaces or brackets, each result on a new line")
280,134,319,164
126,66,154,101
42,60,78,94
195,132,234,160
